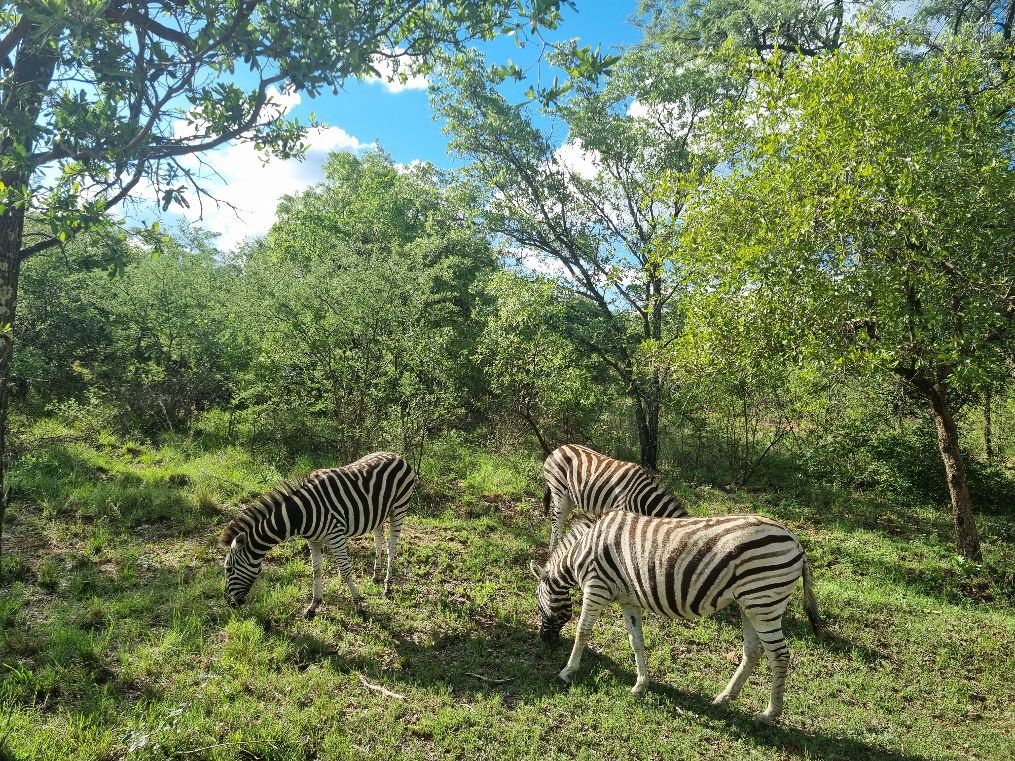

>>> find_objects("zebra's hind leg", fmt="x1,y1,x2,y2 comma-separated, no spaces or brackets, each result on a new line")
558,593,605,687
328,536,363,614
712,608,763,706
747,607,792,723
384,513,404,598
371,525,384,582
304,541,325,619
621,605,649,696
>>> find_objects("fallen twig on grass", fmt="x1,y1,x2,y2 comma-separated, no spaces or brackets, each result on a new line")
358,673,406,700
465,672,513,685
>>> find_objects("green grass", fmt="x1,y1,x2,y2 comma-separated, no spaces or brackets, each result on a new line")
1,431,1013,760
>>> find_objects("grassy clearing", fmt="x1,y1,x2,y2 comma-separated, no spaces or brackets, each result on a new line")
1,429,1013,760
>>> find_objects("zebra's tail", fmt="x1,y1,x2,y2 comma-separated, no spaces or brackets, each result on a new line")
542,486,551,517
802,555,823,638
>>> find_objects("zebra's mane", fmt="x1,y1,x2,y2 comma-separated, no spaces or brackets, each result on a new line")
634,463,662,481
218,477,305,549
548,514,596,566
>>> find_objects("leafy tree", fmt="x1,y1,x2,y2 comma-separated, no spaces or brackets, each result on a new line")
477,271,608,455
238,151,494,463
436,49,696,467
664,28,1015,559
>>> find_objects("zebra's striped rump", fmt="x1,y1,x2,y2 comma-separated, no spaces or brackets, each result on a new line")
221,452,415,614
534,511,821,721
543,444,685,552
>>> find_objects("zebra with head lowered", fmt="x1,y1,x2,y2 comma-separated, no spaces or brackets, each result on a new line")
530,511,822,723
543,444,685,552
220,452,415,617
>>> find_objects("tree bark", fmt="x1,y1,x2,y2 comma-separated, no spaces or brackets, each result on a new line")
0,204,25,584
925,384,982,561
635,379,660,469
0,30,59,581
983,389,993,463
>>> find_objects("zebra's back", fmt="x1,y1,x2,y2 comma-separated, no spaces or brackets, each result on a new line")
296,452,415,539
574,511,805,620
544,444,684,518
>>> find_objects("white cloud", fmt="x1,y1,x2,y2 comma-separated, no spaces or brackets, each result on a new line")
121,86,373,250
363,48,428,93
551,139,601,180
169,125,371,250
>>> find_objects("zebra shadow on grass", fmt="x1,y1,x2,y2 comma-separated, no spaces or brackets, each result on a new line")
281,604,930,761
646,682,937,761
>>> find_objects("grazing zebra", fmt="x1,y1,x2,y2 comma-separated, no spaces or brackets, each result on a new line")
220,452,415,617
530,511,822,723
543,444,686,552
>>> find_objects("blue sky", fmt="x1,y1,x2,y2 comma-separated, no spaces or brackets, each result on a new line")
158,1,644,249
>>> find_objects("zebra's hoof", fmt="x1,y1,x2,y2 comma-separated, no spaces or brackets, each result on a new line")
754,711,779,725
557,674,572,691
711,693,731,706
303,606,318,620
354,605,367,620
631,684,647,698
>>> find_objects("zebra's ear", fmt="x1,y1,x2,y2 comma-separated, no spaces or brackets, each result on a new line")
529,561,546,580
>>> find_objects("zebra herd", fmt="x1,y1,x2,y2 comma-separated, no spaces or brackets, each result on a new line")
220,443,822,723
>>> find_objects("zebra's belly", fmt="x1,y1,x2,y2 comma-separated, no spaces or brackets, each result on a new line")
607,577,738,620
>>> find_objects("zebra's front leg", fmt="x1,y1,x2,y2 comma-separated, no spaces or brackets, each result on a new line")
713,609,763,707
621,605,649,697
384,514,404,598
328,536,363,613
558,594,605,687
549,493,572,553
371,525,384,582
304,541,325,619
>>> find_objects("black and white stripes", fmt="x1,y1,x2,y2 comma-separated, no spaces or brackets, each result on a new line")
220,451,415,617
543,444,686,551
531,511,822,722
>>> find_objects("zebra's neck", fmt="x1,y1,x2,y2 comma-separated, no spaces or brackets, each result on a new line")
243,495,303,556
546,543,580,589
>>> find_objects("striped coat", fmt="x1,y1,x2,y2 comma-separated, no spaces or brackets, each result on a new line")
220,452,415,617
531,511,821,723
543,444,685,551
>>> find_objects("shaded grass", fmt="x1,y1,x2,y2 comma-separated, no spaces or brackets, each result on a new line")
1,431,1013,760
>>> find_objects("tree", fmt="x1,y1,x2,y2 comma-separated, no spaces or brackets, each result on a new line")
664,28,1015,559
477,271,608,455
436,50,695,467
237,150,494,463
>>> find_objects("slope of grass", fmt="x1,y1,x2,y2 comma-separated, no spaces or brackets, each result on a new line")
1,430,1013,760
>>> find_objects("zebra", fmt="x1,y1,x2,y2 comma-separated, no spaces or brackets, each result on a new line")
220,451,415,618
530,511,822,723
542,444,686,552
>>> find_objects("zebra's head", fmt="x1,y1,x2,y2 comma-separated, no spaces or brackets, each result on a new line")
223,532,262,607
531,563,573,642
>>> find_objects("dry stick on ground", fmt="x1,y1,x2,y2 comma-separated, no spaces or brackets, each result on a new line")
465,672,514,684
358,673,406,700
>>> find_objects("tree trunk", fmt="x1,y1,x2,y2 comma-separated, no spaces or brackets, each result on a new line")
925,385,982,561
0,205,25,583
0,28,59,582
983,389,993,463
519,400,552,457
635,379,660,469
